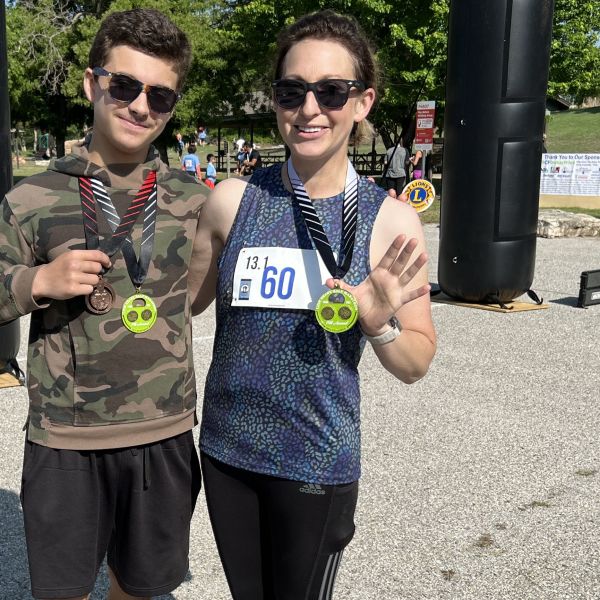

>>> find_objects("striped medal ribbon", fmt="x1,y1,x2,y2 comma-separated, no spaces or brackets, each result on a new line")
78,171,158,333
287,159,360,333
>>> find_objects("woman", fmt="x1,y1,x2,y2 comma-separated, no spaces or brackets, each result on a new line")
409,148,424,180
189,10,436,599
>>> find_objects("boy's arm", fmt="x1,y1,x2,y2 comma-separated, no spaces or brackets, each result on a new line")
0,198,47,322
0,197,111,324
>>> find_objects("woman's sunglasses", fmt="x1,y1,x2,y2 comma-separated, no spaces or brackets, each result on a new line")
271,79,366,110
92,67,181,114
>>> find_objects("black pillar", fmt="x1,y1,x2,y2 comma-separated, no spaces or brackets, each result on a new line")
0,2,21,361
439,0,554,302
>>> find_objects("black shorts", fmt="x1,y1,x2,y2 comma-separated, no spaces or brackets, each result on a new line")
20,431,201,599
201,452,358,600
383,176,406,195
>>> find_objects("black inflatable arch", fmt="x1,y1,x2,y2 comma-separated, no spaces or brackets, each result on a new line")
439,0,555,302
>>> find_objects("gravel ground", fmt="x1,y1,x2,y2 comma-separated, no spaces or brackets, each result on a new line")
0,224,598,599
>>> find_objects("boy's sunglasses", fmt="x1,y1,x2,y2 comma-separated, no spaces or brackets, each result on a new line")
271,78,366,109
92,67,181,114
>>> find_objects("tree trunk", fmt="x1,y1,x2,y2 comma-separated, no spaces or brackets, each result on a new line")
51,93,67,158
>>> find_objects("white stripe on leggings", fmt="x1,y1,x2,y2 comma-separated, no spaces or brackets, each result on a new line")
318,549,344,600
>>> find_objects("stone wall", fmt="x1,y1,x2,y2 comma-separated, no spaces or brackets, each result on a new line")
537,209,600,238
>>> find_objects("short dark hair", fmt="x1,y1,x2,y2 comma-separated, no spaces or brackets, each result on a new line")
89,8,192,89
187,143,196,153
207,153,214,161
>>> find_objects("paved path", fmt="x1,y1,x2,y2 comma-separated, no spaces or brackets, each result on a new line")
1,225,599,599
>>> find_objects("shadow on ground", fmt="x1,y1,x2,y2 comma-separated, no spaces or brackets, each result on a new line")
0,488,30,597
550,296,581,307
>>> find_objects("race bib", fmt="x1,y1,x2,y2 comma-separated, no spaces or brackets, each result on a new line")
232,247,332,309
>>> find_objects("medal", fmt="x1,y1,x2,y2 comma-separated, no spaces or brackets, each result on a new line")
121,292,157,333
85,277,115,315
288,159,360,333
315,285,358,333
79,171,158,326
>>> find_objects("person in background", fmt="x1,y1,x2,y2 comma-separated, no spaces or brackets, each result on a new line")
383,137,408,198
182,142,203,181
205,153,217,189
175,131,185,161
240,141,262,175
409,148,423,180
197,125,208,146
235,138,246,175
189,9,436,599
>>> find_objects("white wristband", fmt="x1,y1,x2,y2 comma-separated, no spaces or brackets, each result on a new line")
361,317,402,345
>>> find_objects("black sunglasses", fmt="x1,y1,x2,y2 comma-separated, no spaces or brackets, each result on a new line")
271,78,366,109
92,67,181,114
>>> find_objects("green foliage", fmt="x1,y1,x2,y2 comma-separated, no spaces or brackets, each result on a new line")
5,0,600,152
549,0,600,104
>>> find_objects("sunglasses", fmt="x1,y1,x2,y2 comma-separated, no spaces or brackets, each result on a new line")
271,78,366,109
92,67,181,114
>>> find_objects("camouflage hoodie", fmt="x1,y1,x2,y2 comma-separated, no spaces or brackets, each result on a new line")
0,144,206,449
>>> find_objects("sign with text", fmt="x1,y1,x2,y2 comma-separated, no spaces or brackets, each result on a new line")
414,101,436,151
540,153,600,196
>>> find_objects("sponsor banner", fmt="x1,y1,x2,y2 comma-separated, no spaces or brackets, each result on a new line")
540,153,600,196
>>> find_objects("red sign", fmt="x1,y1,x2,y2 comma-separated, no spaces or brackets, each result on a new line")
414,100,436,151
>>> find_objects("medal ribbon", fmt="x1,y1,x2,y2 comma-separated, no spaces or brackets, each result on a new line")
287,159,359,280
79,171,158,287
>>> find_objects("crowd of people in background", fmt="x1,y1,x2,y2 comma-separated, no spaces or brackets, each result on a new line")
174,126,266,185
175,125,429,196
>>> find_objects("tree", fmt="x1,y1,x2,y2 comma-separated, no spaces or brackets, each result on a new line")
548,0,600,104
6,0,231,157
6,0,598,158
216,0,449,146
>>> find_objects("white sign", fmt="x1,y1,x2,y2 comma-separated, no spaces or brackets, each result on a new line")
414,101,436,151
540,153,600,196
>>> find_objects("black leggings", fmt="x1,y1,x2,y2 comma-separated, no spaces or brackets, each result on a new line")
201,452,359,600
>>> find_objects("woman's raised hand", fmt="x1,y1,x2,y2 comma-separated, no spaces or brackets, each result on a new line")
327,234,430,336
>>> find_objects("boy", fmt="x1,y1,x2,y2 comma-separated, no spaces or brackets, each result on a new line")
0,8,206,600
182,141,202,181
205,153,217,188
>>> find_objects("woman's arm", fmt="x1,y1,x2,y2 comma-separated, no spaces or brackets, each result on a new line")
188,177,247,315
330,197,436,383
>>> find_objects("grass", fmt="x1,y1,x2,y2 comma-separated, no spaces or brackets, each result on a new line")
546,107,600,154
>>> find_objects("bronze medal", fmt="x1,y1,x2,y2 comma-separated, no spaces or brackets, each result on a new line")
85,277,115,315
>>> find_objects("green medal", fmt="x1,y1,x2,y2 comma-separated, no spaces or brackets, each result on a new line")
315,286,358,333
122,292,157,333
288,159,360,334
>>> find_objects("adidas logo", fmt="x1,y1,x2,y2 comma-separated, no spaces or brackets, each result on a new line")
299,483,326,495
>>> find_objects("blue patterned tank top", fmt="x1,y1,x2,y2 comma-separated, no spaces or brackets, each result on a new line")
200,165,387,484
